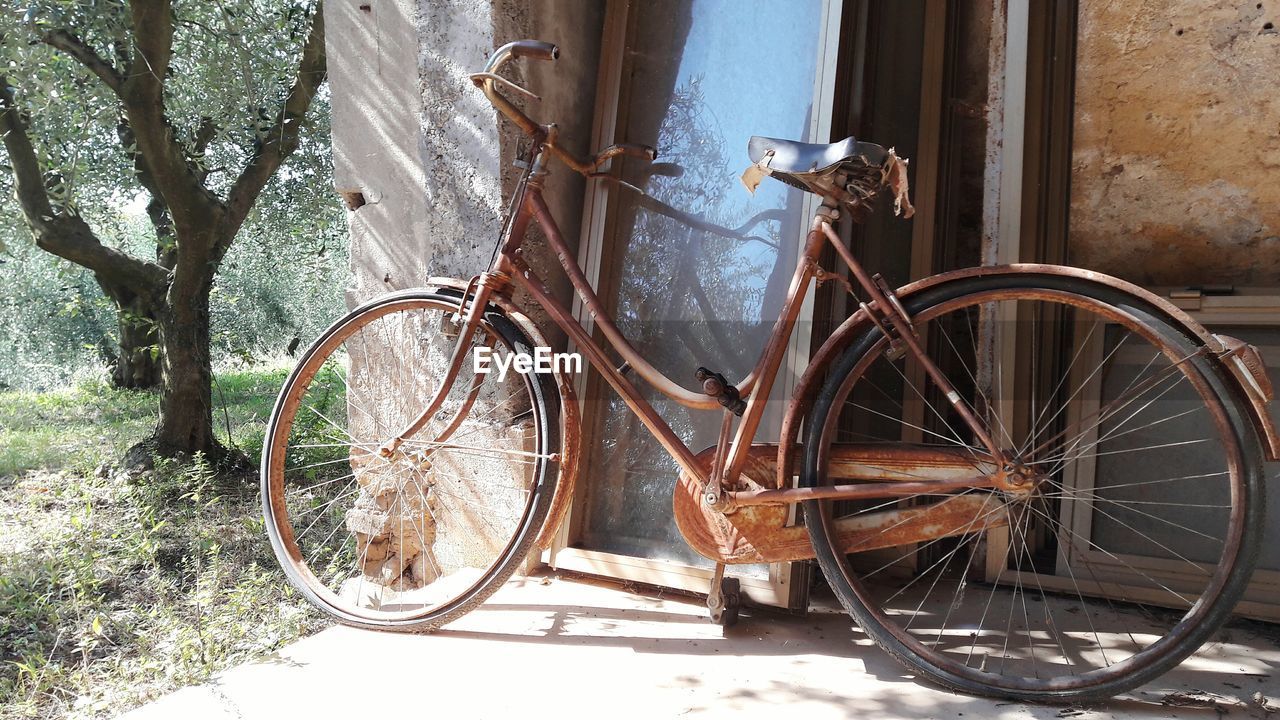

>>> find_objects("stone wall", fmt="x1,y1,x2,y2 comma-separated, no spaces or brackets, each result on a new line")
328,0,603,328
1070,0,1280,285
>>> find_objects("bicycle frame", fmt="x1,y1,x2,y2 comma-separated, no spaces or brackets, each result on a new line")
260,41,1280,696
377,141,1013,515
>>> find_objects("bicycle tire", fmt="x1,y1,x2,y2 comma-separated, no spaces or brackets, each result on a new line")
802,273,1263,701
261,289,560,632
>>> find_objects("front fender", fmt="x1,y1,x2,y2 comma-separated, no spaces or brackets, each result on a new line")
777,264,1279,488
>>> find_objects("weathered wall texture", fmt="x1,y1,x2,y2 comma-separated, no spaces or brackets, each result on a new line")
328,0,602,338
329,0,446,304
325,0,603,589
1070,1,1280,285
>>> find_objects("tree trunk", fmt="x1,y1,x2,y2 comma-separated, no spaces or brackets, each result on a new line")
152,252,224,460
116,298,162,388
98,280,163,389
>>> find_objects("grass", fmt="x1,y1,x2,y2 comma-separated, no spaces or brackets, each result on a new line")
0,368,329,719
0,369,284,479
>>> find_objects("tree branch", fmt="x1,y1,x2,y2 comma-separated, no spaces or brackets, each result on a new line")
0,81,54,222
190,116,219,186
1,78,169,295
222,1,326,246
120,0,222,233
41,29,124,93
116,117,177,268
127,0,173,90
193,116,218,155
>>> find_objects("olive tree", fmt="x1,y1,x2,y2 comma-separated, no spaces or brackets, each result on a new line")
0,0,326,462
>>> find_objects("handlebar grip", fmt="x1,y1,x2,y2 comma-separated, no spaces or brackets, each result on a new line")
508,40,559,61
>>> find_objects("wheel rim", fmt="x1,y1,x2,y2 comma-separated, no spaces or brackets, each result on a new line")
812,287,1248,693
264,297,548,623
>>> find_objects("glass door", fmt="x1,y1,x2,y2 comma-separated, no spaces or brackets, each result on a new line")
545,0,842,607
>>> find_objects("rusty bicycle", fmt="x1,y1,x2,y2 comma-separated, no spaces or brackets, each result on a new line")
262,41,1276,701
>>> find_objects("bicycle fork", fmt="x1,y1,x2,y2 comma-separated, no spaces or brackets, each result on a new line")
376,271,509,460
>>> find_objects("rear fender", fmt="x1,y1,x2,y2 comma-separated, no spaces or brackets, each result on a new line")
1216,335,1280,461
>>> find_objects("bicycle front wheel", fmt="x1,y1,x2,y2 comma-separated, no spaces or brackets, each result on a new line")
803,274,1263,701
261,290,559,631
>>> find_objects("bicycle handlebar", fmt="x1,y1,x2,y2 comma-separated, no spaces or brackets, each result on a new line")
472,40,657,176
505,39,560,63
483,40,559,78
472,40,559,140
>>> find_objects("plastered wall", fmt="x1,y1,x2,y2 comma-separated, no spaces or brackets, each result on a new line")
328,0,602,339
1070,1,1280,285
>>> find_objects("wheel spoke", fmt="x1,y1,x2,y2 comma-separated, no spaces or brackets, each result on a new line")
809,287,1247,697
263,298,547,627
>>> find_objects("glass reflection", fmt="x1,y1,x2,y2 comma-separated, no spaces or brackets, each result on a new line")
579,0,825,567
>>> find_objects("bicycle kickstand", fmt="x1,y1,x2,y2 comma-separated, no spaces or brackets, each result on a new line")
706,562,741,626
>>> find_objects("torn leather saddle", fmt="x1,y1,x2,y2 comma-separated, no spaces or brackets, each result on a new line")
741,135,914,219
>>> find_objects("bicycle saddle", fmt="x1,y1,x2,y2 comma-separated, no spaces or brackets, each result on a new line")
743,135,914,218
747,135,886,177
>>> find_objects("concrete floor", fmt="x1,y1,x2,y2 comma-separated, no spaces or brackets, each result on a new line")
120,571,1280,720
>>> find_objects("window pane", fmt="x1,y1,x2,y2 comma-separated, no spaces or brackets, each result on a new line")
577,0,826,567
1090,325,1280,577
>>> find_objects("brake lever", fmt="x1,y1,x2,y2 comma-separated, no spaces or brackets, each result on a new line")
468,72,541,101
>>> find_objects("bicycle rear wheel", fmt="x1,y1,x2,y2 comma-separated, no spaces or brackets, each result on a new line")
803,274,1263,701
261,290,558,631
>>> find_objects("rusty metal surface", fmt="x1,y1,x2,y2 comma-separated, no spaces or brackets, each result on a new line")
526,191,726,411
776,312,876,490
673,446,788,564
537,378,581,549
470,41,553,144
775,263,1241,489
733,477,997,507
770,494,1007,562
824,443,996,481
1217,334,1280,462
376,279,500,459
674,444,1002,565
820,220,1006,463
909,264,1226,349
507,252,707,482
742,443,997,507
790,273,1252,691
719,214,827,487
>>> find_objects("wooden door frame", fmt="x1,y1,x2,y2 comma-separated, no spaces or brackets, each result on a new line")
983,0,1080,579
